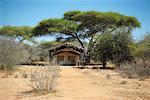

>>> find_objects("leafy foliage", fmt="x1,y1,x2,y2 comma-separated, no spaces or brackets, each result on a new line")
92,31,134,67
33,19,78,36
0,11,141,66
39,41,62,49
64,11,140,36
137,33,150,59
0,26,33,43
112,32,134,64
34,11,140,38
92,33,114,67
33,11,140,64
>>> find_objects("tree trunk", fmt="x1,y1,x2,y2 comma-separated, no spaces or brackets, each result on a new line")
102,61,106,68
85,55,90,64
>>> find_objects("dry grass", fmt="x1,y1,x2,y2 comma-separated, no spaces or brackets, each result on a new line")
27,66,60,95
0,65,149,100
117,60,150,79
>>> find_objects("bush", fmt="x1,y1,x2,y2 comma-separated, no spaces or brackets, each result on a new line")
116,33,150,79
92,32,134,68
117,59,150,79
0,36,29,70
28,66,60,95
26,46,49,64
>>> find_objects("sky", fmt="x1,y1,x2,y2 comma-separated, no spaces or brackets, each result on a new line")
0,0,150,41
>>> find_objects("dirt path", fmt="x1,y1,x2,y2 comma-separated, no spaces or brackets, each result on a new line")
57,68,150,100
0,67,150,100
56,68,113,100
0,78,28,100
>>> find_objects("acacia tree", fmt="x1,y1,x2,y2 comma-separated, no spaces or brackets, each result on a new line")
33,11,140,64
0,26,33,43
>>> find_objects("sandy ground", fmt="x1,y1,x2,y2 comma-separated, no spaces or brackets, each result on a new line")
0,66,150,100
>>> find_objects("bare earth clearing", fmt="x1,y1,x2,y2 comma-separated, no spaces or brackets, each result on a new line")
0,66,150,100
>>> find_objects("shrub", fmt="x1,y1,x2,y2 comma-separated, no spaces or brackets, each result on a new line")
26,46,49,64
0,36,29,70
116,33,150,79
91,33,114,68
28,66,60,95
117,59,150,79
92,32,134,68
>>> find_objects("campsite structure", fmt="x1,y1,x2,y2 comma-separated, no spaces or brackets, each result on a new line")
48,43,84,65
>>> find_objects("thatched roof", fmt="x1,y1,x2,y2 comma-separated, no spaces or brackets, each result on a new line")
48,43,84,53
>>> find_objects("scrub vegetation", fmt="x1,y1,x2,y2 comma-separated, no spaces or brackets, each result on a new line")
0,11,149,98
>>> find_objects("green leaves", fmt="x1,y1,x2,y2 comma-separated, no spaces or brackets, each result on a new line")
92,30,135,66
33,10,140,44
0,26,32,36
112,32,133,64
0,26,33,42
39,41,62,49
64,11,140,30
33,10,140,64
64,10,81,20
0,10,142,66
33,18,78,36
93,33,114,62
136,33,150,59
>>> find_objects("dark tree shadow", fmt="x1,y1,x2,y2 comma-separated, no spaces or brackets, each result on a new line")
75,66,116,70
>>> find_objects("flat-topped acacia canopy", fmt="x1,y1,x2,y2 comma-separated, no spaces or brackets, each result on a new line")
33,11,140,37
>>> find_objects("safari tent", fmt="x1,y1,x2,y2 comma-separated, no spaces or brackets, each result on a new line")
48,43,84,66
